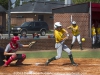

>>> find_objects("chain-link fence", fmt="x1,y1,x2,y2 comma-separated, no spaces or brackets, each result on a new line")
0,38,92,51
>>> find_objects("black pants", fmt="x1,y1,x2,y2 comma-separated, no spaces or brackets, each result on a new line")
0,52,5,66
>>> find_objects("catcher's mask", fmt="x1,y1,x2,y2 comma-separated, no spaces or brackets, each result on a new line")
11,36,20,44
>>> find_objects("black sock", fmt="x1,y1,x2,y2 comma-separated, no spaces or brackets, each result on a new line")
70,44,73,49
79,43,83,50
69,54,75,63
48,57,56,63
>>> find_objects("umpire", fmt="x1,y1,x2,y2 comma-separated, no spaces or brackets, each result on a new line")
0,47,5,66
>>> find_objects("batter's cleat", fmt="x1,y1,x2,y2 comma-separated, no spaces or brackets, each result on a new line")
3,64,8,67
71,62,78,66
45,60,50,66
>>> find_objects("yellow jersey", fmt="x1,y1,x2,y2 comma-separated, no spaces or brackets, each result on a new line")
97,27,100,35
70,25,79,36
91,27,96,36
54,28,66,43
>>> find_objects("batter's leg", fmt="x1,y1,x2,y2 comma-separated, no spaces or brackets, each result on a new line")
71,36,76,50
92,35,96,49
68,54,78,66
77,35,83,50
45,43,63,66
63,45,78,66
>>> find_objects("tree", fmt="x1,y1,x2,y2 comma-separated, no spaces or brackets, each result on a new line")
0,0,8,10
72,0,100,4
15,0,20,7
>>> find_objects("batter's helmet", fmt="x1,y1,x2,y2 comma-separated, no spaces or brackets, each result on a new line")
72,21,76,25
54,22,62,29
11,36,20,44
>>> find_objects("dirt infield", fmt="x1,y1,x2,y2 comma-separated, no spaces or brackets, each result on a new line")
0,58,100,75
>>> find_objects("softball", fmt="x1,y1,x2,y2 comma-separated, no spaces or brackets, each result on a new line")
82,38,85,42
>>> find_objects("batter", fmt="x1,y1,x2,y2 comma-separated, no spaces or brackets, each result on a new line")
45,22,77,66
67,21,83,50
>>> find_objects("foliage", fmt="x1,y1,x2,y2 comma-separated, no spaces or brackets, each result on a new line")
0,0,8,10
1,0,99,9
72,0,100,4
13,0,100,8
22,2,27,5
47,30,54,34
15,0,20,7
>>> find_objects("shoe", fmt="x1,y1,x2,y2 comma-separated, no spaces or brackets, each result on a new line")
71,62,78,66
45,60,49,66
3,64,8,67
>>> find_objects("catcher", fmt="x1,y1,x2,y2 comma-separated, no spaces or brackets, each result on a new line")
3,36,35,67
45,22,77,66
67,21,83,50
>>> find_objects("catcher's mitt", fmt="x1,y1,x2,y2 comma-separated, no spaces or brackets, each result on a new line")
29,41,36,48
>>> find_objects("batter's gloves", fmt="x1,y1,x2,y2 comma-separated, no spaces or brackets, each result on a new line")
29,41,36,48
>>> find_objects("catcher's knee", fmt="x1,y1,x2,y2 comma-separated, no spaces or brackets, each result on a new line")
22,54,26,59
16,54,26,60
10,55,17,61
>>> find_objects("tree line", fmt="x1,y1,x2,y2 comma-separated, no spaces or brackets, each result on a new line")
0,0,100,10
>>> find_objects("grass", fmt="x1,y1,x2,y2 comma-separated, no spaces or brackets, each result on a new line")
47,30,54,34
25,50,100,59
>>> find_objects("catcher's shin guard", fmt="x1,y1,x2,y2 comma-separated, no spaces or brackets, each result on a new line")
45,57,56,66
69,54,78,66
4,55,16,67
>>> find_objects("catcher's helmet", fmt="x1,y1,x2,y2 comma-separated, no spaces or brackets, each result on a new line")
72,21,76,25
11,36,20,44
54,22,62,29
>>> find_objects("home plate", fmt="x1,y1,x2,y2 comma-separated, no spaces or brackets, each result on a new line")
35,63,45,66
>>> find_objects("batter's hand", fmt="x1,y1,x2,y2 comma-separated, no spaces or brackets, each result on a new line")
29,41,36,48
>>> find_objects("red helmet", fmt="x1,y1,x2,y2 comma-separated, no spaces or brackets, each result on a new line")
11,36,20,44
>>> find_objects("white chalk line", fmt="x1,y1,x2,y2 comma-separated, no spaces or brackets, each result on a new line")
34,62,100,66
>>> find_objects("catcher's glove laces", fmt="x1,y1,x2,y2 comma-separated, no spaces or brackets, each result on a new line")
29,41,36,48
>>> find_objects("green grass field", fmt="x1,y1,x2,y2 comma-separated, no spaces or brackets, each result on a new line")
25,50,100,58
